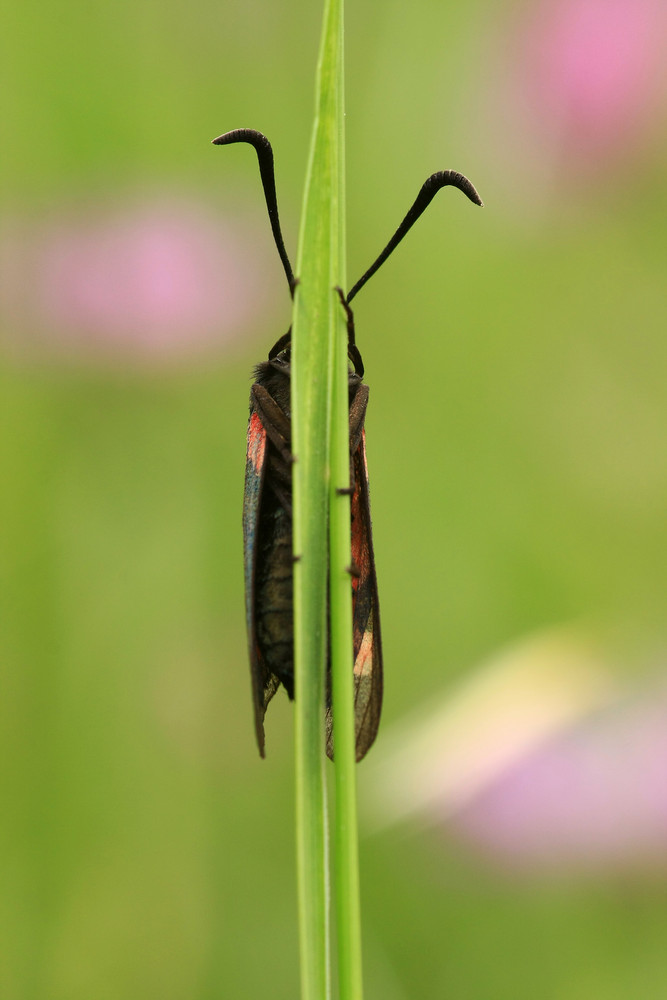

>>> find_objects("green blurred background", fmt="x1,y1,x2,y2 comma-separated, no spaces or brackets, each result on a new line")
3,0,667,997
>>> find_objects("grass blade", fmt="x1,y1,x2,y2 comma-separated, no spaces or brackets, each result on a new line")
291,0,346,996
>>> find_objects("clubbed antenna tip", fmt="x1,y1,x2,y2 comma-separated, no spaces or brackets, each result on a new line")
347,167,484,303
212,128,295,294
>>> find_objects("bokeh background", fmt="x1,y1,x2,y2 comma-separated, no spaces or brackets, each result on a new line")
3,0,667,997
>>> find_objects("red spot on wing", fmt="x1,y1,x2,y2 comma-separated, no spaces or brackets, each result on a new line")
350,431,374,662
248,411,267,471
350,431,370,597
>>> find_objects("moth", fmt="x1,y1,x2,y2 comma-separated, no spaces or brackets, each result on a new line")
213,128,482,761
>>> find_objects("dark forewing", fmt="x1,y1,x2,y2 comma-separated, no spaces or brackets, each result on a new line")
243,406,280,756
326,383,383,762
349,428,383,760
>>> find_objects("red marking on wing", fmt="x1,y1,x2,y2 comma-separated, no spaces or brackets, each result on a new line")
327,426,382,762
247,411,267,472
350,431,368,597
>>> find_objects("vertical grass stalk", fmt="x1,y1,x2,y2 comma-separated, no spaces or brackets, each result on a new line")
290,0,347,997
328,19,365,1000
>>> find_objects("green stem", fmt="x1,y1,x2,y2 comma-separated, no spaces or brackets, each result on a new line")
293,0,363,996
328,16,364,1000
330,286,364,996
291,0,345,996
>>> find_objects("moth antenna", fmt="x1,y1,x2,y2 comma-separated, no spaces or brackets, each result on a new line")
213,128,296,296
347,170,483,303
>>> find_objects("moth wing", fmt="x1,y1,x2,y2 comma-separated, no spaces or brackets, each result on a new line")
244,406,281,756
326,384,383,762
348,429,383,761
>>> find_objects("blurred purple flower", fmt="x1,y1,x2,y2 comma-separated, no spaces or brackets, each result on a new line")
365,630,667,876
453,689,667,873
544,0,664,155
486,0,667,196
1,197,276,363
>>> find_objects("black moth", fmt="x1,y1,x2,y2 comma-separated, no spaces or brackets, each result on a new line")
213,128,482,761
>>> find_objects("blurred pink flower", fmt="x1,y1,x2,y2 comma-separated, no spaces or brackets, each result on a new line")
365,630,667,876
486,0,667,196
1,197,278,364
452,690,667,873
533,0,664,152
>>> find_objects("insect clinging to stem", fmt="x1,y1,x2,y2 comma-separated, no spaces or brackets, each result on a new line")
213,127,482,761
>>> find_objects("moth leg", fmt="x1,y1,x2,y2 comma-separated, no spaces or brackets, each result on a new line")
335,286,364,377
251,384,295,513
268,328,292,359
348,384,369,455
251,384,293,463
334,286,356,344
333,382,369,503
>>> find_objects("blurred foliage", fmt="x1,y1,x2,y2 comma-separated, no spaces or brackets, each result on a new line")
2,0,667,997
